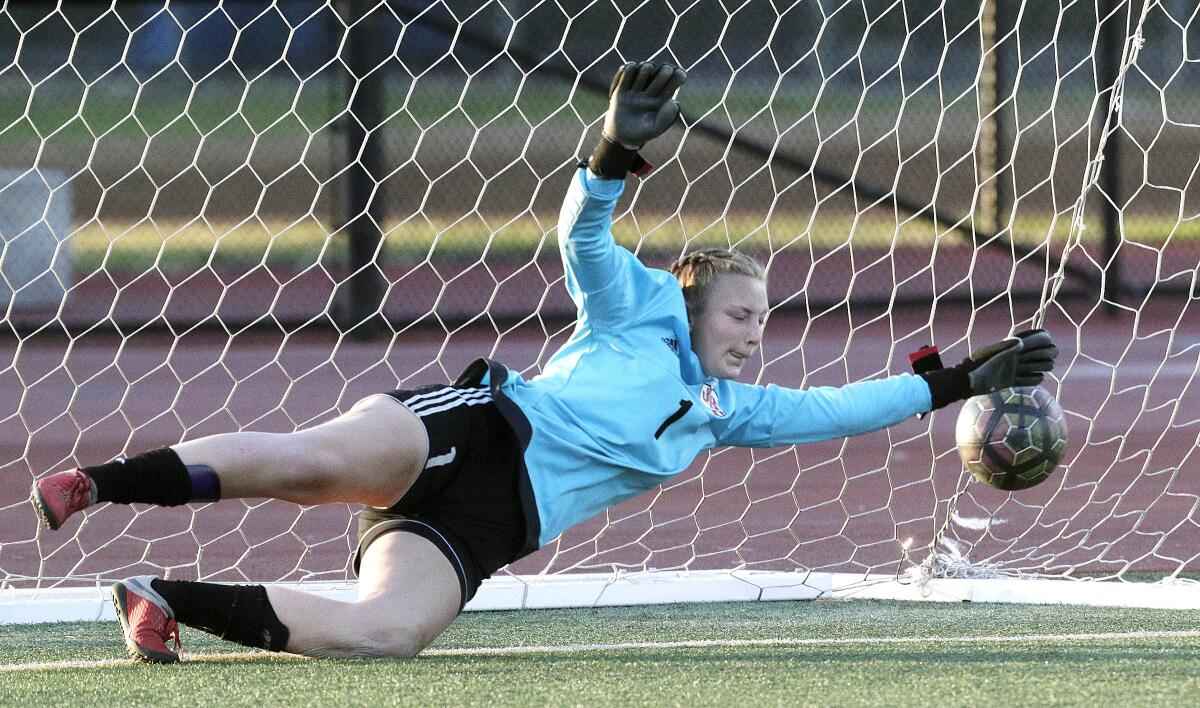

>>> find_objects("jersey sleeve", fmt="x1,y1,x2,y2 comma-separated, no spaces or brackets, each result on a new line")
714,374,933,448
557,167,646,331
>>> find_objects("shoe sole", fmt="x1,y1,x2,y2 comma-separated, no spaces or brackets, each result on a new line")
110,582,179,664
29,485,62,531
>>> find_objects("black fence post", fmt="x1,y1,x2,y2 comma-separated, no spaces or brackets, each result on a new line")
1099,0,1127,313
342,0,388,338
993,1,1010,239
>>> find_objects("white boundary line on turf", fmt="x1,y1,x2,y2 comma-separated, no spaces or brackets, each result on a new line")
424,630,1200,655
3,630,1199,672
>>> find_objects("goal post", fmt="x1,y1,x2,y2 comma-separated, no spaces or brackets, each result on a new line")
3,1,1199,623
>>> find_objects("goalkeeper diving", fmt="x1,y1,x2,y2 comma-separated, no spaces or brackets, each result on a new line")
30,62,1058,663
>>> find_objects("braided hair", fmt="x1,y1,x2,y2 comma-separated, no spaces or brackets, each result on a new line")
667,247,766,318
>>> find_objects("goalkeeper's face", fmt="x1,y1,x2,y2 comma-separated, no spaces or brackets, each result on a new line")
690,274,769,380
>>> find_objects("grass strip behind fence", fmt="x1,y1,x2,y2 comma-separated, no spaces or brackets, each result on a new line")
66,213,1196,274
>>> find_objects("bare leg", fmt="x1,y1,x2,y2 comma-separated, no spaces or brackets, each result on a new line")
106,396,454,661
265,531,461,658
172,394,428,508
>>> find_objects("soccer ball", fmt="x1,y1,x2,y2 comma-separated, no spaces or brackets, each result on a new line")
955,386,1068,491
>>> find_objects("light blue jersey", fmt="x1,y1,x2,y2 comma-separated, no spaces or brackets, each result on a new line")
498,168,933,547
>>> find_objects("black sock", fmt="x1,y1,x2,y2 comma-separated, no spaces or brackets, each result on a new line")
86,448,221,506
151,579,289,652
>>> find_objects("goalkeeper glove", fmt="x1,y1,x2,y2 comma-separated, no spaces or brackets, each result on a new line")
587,61,688,180
920,329,1058,410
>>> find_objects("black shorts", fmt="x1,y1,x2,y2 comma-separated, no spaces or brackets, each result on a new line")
354,382,529,610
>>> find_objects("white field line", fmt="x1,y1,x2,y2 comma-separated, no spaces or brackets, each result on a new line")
2,629,1199,672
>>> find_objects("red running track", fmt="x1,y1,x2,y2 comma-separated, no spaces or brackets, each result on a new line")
1,296,1197,588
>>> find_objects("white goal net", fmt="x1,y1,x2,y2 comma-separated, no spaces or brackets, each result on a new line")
2,0,1198,614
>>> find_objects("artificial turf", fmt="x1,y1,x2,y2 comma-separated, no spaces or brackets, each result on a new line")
3,600,1199,707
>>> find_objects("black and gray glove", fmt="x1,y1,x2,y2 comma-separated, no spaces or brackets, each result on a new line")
587,61,688,180
921,329,1059,409
1013,328,1059,371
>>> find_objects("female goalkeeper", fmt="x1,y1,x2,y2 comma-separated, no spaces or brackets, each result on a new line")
31,62,1057,663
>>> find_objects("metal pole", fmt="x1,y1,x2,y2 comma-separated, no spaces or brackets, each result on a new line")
342,0,388,338
1099,0,1126,312
978,0,999,235
992,1,1010,238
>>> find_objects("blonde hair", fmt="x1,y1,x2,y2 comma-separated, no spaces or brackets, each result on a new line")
668,247,766,316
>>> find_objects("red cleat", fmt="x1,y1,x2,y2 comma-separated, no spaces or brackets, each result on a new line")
111,576,182,664
30,469,97,530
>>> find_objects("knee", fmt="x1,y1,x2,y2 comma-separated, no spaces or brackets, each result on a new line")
357,622,430,658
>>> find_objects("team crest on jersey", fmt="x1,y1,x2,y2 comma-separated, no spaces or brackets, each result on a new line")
700,383,726,417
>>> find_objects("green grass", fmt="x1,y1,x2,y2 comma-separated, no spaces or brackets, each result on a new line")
3,75,985,143
67,212,1199,274
2,600,1199,706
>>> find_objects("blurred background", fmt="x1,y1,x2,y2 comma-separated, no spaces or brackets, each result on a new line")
2,0,1196,336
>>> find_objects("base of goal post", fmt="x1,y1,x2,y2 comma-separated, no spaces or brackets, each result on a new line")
4,570,1199,625
828,573,1200,610
0,570,828,625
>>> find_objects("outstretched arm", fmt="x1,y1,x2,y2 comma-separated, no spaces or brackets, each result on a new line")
717,331,1059,447
558,62,687,329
